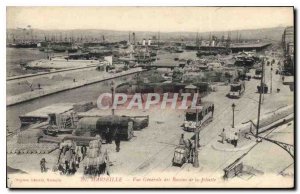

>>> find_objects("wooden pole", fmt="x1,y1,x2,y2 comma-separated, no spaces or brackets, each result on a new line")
256,61,264,137
193,89,199,168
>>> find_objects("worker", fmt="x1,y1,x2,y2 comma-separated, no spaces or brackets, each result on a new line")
220,128,226,144
40,158,47,173
233,132,239,147
183,138,190,148
179,134,185,145
105,127,112,144
115,133,121,152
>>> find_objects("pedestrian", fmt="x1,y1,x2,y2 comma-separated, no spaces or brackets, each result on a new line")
75,146,82,163
38,83,41,89
233,132,239,147
115,133,121,152
40,158,47,173
81,146,87,159
179,134,185,145
183,138,190,149
220,128,226,144
211,104,215,117
282,76,285,82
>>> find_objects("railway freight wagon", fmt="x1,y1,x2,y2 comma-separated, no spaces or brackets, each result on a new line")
232,105,293,135
74,115,134,141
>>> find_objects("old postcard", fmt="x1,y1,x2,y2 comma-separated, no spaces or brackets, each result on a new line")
6,6,294,188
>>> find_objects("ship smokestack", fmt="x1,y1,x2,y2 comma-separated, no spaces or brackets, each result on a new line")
132,32,136,45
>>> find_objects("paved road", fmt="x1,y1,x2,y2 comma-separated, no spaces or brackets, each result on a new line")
97,56,293,184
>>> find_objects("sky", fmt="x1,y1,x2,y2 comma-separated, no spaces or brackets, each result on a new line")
6,7,294,32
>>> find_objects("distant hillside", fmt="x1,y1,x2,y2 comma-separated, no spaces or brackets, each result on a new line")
7,26,289,42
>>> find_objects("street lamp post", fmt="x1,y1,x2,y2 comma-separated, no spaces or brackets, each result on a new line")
270,66,273,93
111,81,115,116
232,103,236,128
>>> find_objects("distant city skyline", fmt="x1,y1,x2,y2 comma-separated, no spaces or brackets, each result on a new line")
7,7,293,32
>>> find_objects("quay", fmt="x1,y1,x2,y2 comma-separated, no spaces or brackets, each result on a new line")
7,68,146,106
7,64,97,82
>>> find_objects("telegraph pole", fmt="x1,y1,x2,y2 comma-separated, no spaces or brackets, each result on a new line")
256,61,264,138
270,65,273,93
193,89,200,168
262,60,265,103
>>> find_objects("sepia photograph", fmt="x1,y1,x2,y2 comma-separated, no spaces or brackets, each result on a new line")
5,6,295,188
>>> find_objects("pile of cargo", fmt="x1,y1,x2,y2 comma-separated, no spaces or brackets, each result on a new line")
83,139,109,176
73,101,94,112
7,142,59,154
17,129,43,144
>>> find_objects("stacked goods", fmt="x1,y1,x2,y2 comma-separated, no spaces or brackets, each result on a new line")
73,101,94,113
85,139,104,167
89,139,102,149
56,114,73,129
87,147,100,158
85,154,105,166
7,143,58,154
87,139,101,158
17,129,43,144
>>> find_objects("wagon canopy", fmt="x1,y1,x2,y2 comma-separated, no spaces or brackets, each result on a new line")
77,115,132,129
96,115,133,127
77,117,99,131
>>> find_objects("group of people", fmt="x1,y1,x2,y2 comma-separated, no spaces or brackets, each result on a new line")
57,146,77,175
55,140,87,175
220,128,239,148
